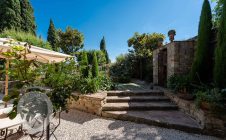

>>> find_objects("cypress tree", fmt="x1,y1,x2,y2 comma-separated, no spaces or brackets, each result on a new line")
0,0,22,32
92,52,99,77
47,19,58,51
100,36,110,63
190,0,212,83
80,52,89,77
100,36,106,50
19,0,36,35
214,0,226,88
104,50,110,64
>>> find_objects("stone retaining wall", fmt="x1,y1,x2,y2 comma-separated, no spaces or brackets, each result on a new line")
69,92,106,116
161,88,226,137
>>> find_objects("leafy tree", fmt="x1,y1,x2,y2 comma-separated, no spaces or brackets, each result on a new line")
58,27,84,55
128,32,165,56
0,29,52,50
190,0,213,83
0,0,22,32
110,53,134,83
47,19,58,51
212,0,223,27
80,52,89,77
92,52,99,77
127,32,165,80
100,37,110,63
19,0,36,35
214,0,226,88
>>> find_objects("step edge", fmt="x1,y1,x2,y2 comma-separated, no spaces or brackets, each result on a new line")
102,111,203,133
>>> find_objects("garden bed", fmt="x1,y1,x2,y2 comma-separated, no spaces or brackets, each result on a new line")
158,87,226,137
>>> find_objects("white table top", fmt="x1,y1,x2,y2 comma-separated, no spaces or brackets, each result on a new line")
0,115,24,130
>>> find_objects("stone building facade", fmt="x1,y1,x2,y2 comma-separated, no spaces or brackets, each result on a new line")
153,40,196,86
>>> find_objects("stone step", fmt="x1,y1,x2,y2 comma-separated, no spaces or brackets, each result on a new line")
106,96,170,103
102,102,178,111
107,90,164,96
102,110,203,134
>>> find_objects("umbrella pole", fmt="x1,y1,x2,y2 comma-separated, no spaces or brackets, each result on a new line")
4,59,9,108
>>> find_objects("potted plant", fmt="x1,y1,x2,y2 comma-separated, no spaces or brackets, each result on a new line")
195,89,223,111
168,30,176,42
195,90,211,110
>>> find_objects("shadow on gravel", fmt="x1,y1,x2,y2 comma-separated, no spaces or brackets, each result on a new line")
60,110,99,124
90,120,160,140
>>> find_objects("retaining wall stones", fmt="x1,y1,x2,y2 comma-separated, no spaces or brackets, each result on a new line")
69,92,106,116
161,88,226,137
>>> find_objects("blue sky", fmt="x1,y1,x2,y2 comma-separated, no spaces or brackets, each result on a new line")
31,0,216,62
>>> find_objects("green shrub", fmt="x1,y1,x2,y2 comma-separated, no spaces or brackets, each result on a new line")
167,74,191,93
98,75,114,91
91,52,99,77
110,54,133,83
195,88,225,113
77,75,114,94
48,85,73,113
78,77,99,94
77,50,107,66
0,29,52,50
41,60,78,112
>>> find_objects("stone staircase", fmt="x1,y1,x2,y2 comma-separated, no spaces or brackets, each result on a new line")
102,90,203,134
102,90,177,111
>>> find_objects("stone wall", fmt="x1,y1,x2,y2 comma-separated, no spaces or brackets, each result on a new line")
153,48,159,85
161,88,226,137
69,92,107,116
153,41,195,86
174,41,195,77
166,42,176,79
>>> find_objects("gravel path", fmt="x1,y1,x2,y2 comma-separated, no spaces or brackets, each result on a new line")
18,109,222,140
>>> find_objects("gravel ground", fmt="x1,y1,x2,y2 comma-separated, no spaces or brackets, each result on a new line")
17,109,222,140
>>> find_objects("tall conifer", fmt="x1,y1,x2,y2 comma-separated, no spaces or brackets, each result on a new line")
47,19,58,51
80,52,89,77
190,0,212,83
92,52,99,77
100,37,110,63
0,0,22,32
20,0,36,34
214,0,226,88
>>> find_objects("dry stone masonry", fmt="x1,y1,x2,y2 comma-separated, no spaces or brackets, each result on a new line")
69,92,107,116
161,88,226,137
153,41,196,86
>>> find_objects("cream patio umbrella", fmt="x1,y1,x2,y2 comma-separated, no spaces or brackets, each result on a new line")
0,38,73,107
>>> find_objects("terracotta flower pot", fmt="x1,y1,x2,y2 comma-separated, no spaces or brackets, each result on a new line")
178,93,194,100
200,102,211,110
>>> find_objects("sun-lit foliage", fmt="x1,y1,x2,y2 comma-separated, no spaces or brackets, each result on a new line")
0,29,51,50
